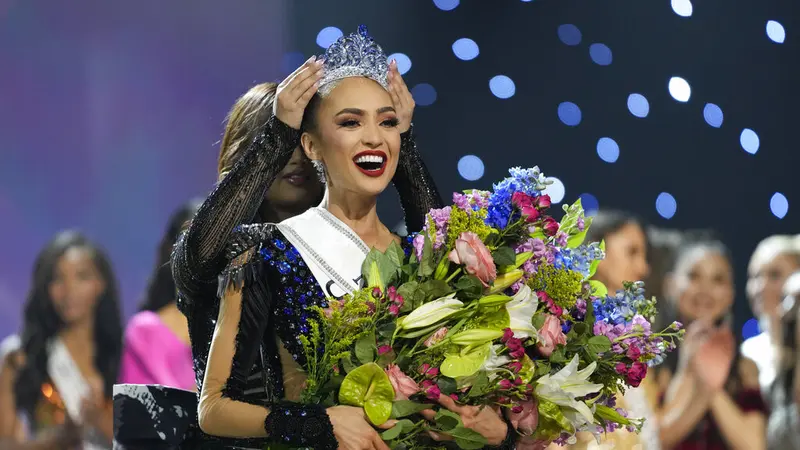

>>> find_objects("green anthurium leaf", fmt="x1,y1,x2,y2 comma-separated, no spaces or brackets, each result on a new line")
362,249,399,291
589,279,608,298
339,363,395,426
450,426,488,450
419,279,454,302
385,240,406,269
440,342,492,378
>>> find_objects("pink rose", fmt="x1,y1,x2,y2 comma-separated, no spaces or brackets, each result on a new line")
512,192,534,208
535,194,551,210
424,327,448,348
385,364,419,400
541,217,559,236
626,361,647,387
448,232,497,286
537,314,567,357
508,397,539,436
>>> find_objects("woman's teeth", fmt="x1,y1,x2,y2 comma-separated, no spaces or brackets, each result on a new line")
355,155,385,164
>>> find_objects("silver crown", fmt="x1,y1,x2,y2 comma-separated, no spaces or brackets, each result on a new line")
318,25,389,95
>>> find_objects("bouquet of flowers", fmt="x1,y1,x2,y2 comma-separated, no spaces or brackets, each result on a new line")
298,167,683,449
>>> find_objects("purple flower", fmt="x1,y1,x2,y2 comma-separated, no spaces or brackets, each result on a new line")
453,193,470,211
555,231,568,248
412,234,425,261
576,216,585,231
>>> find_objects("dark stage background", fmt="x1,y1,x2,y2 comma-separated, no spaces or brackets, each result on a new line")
0,0,796,339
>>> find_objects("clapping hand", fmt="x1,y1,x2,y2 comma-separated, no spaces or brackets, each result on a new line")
691,326,736,392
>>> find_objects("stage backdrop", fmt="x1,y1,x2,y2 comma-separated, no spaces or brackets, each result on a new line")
0,0,289,337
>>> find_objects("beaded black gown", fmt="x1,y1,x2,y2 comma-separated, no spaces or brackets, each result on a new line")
112,116,442,450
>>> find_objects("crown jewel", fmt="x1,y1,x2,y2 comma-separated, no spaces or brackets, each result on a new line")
318,25,389,95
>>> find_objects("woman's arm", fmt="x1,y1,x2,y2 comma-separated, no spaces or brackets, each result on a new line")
657,369,713,449
709,358,766,450
392,126,444,233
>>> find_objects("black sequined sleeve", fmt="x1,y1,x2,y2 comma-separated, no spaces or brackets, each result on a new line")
394,124,444,233
172,116,300,303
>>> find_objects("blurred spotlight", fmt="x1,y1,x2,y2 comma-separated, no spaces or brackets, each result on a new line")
742,318,760,340
703,103,724,128
627,93,650,118
579,193,600,215
458,155,484,181
766,20,786,44
589,44,613,66
544,177,566,204
433,0,459,11
489,75,516,99
557,24,582,46
770,192,789,219
671,0,693,17
740,128,760,155
316,27,343,49
388,53,412,75
452,38,480,61
656,192,677,219
668,77,691,102
411,83,437,106
558,102,582,126
281,52,306,75
596,137,619,163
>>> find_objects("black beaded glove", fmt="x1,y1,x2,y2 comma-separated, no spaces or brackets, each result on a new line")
264,401,337,449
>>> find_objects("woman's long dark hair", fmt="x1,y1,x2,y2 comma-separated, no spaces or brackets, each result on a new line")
138,200,202,312
585,209,646,245
14,231,123,415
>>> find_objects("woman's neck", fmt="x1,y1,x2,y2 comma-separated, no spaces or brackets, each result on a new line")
322,188,389,250
59,319,96,366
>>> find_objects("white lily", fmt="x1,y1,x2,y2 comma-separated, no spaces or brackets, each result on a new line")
481,344,510,374
398,293,463,330
535,355,603,427
505,284,538,339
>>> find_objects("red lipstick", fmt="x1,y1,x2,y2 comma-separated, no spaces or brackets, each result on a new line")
352,150,388,177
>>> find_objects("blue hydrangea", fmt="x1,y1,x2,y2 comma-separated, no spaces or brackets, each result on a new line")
485,167,547,229
593,281,651,325
553,242,603,278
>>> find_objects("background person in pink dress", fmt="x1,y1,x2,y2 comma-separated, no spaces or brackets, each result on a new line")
119,201,200,390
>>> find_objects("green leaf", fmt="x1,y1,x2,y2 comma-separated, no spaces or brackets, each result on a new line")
385,240,406,269
391,400,434,419
417,234,435,278
450,426,488,450
595,404,632,425
517,355,536,384
454,275,483,300
377,322,396,338
434,409,462,432
341,354,357,373
571,322,588,337
355,332,376,364
586,335,611,356
433,257,450,280
436,377,458,395
550,347,567,363
474,307,510,331
440,343,492,378
532,314,546,330
533,360,551,377
449,329,504,346
397,281,423,310
466,371,490,398
362,249,398,291
380,419,414,441
492,246,516,267
339,363,395,426
567,228,588,249
584,295,596,325
419,279,454,302
589,279,608,298
535,398,574,441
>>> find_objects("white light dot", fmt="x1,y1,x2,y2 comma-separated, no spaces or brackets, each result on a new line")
703,103,724,128
766,20,786,44
770,192,789,219
668,77,691,102
627,93,650,118
387,53,412,75
316,27,343,49
579,193,600,215
489,75,516,99
557,102,582,126
596,137,619,163
671,0,693,17
458,155,484,181
656,192,677,219
589,43,613,66
740,128,760,155
411,83,437,106
543,177,566,204
452,38,480,61
557,24,582,46
433,0,459,11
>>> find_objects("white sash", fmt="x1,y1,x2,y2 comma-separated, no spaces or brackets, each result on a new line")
277,207,369,299
47,338,105,450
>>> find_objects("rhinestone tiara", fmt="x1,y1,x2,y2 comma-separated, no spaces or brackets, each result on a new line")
317,25,389,96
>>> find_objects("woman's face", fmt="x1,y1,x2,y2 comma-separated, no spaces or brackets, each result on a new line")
264,147,324,212
747,253,800,319
302,77,400,198
48,247,105,325
595,223,650,292
673,248,734,323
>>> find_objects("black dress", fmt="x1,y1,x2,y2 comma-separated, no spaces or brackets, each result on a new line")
113,116,442,450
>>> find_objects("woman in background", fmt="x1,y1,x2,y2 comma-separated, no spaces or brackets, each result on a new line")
658,239,767,450
119,200,202,390
0,231,123,449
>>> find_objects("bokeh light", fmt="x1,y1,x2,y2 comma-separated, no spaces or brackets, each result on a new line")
742,318,760,340
770,193,789,219
411,83,437,106
740,128,760,155
627,94,650,118
766,20,786,44
656,192,677,219
579,193,600,215
589,43,612,66
703,103,724,128
557,24,582,46
433,0,459,11
671,0,693,17
668,77,691,102
558,102,582,126
544,177,566,204
316,27,343,49
458,155,484,181
452,38,480,61
596,137,619,163
387,53,412,75
489,75,516,99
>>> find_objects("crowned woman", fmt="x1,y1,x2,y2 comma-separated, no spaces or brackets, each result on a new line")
114,26,518,450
